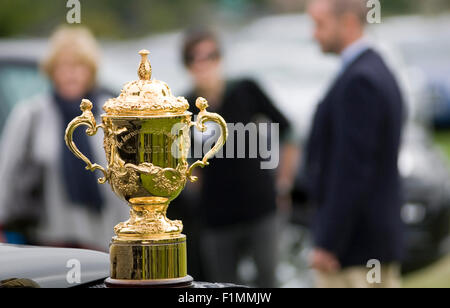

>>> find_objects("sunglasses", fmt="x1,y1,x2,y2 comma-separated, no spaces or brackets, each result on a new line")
188,50,221,65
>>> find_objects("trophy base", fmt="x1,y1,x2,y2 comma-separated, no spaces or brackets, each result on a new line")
108,234,191,287
105,275,194,288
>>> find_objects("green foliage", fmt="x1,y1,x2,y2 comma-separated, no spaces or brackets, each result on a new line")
0,0,447,39
380,0,415,14
0,0,212,38
0,0,65,37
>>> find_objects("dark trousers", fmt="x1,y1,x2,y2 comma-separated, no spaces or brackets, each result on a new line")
201,213,280,287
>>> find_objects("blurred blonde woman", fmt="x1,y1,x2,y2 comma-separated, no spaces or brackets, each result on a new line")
0,26,128,250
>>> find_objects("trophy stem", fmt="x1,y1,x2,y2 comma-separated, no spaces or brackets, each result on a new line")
113,196,183,239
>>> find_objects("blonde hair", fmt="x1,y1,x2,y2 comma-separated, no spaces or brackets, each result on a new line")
41,26,100,79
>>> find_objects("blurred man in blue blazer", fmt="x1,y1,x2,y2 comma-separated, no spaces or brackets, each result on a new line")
306,0,405,288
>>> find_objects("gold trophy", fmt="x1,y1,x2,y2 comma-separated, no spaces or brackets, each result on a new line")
64,50,228,287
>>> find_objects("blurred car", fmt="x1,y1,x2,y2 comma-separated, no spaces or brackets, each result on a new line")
0,58,50,133
398,124,450,272
428,69,450,129
0,244,109,288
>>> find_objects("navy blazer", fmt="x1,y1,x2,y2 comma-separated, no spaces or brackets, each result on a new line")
305,49,405,267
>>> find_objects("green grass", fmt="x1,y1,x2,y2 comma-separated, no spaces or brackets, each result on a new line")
402,255,450,288
433,130,450,159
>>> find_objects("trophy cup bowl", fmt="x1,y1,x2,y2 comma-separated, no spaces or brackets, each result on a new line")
64,50,228,287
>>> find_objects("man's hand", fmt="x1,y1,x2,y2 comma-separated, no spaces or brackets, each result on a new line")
276,143,300,213
310,248,341,273
276,190,293,213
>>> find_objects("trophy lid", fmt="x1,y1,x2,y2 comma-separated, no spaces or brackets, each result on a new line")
103,49,189,116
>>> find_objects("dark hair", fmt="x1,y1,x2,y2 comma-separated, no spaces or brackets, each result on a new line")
308,0,368,24
331,0,368,24
181,29,221,67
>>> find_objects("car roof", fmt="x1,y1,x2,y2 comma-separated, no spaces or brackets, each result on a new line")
0,244,109,288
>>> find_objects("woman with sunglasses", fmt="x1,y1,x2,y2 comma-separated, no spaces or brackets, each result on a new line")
175,29,299,287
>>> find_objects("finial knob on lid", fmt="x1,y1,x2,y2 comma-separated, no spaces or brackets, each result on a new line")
102,49,190,116
138,49,152,81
